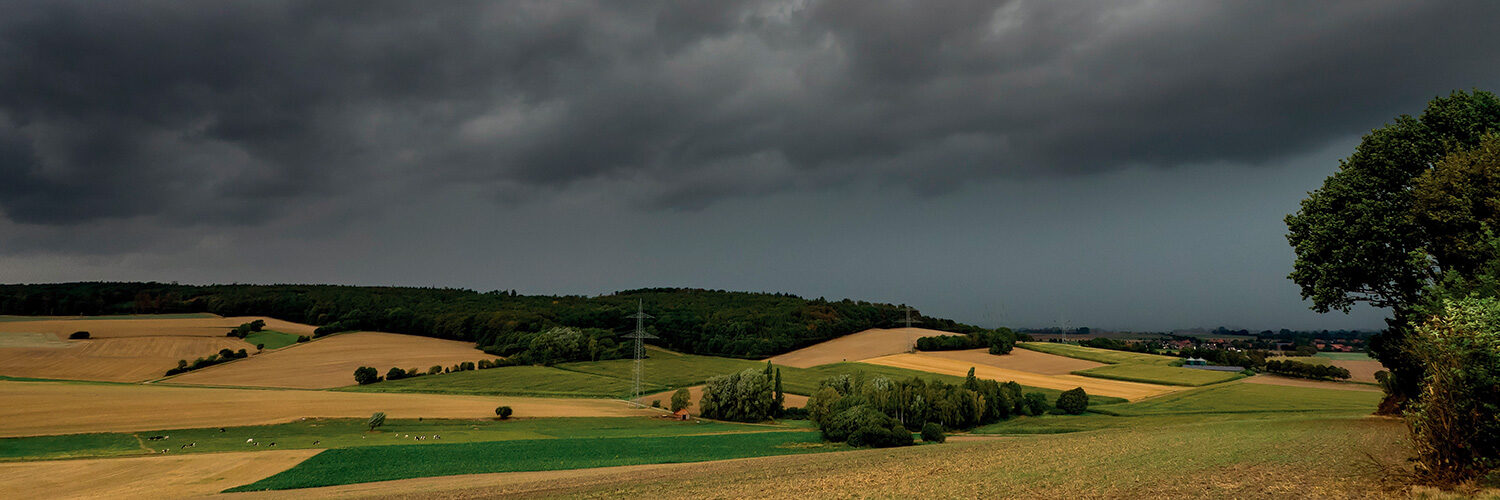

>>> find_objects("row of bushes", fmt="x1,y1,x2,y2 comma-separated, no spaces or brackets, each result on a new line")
1263,359,1351,380
164,348,249,376
353,358,515,385
1079,337,1161,354
914,328,1019,355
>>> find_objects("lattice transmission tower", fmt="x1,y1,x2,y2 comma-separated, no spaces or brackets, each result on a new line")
621,299,657,404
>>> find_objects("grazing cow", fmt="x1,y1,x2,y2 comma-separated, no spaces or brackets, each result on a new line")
312,440,320,445
268,442,276,447
246,438,254,443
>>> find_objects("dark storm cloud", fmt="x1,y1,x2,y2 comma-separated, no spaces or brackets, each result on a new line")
2,0,1499,226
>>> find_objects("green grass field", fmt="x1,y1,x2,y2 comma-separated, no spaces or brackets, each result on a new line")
227,431,838,491
0,417,788,462
242,330,299,350
1315,352,1375,361
1016,342,1181,365
1072,364,1245,386
340,366,648,398
556,349,771,392
1091,382,1382,416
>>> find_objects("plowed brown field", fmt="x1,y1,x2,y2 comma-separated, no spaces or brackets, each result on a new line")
0,449,318,500
765,328,940,368
166,332,488,389
861,353,1181,400
917,348,1105,375
0,380,651,437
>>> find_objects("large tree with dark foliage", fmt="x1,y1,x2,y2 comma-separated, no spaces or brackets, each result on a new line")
0,283,977,359
1285,90,1500,408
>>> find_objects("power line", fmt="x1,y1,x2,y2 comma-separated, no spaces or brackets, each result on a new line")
620,299,657,404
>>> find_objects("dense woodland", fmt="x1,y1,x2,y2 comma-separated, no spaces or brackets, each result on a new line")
0,283,976,359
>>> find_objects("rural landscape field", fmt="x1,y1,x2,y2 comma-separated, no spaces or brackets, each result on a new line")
5,2,1500,499
0,298,1436,499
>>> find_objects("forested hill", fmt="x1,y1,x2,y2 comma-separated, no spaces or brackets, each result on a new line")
0,283,978,358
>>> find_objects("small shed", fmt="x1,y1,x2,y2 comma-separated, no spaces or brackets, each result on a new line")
1183,357,1208,366
672,409,691,420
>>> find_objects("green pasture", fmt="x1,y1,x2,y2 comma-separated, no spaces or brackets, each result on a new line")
1092,382,1382,416
1072,364,1245,386
0,417,787,462
243,330,299,350
1016,342,1180,365
1315,352,1375,361
227,431,837,491
339,365,647,398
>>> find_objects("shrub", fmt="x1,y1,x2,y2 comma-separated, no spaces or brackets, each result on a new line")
920,422,945,443
822,405,912,448
427,365,443,375
670,388,692,412
650,400,661,408
495,406,513,419
1022,392,1049,416
386,367,408,381
779,407,809,420
1406,296,1500,482
68,331,89,340
256,343,265,351
367,412,385,431
353,366,381,385
296,335,310,343
1056,387,1088,415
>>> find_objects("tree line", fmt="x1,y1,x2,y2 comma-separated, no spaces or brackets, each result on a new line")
0,284,978,361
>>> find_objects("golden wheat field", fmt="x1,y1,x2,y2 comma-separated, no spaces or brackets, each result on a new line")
166,332,490,389
0,336,252,382
0,316,316,339
0,380,652,437
0,449,320,500
917,347,1106,375
764,327,934,368
861,353,1182,400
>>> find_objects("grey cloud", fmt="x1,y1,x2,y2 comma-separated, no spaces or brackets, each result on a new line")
2,0,1499,227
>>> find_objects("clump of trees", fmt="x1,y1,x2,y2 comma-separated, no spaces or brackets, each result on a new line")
1079,337,1160,355
495,405,513,419
1055,388,1089,415
921,422,945,443
164,348,250,376
670,388,692,412
915,328,1018,354
225,320,265,339
698,368,774,422
1263,359,1351,380
353,366,381,385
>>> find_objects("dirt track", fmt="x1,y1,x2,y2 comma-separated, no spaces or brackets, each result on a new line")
765,328,943,368
167,332,489,389
0,381,651,437
0,449,318,500
860,353,1181,400
918,348,1105,375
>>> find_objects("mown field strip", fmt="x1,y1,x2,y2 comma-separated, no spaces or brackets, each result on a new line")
0,380,651,437
860,353,1182,401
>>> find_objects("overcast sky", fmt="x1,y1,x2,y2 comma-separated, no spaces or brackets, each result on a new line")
3,0,1499,331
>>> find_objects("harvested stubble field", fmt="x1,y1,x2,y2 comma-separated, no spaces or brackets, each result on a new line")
0,380,650,437
0,315,315,339
1242,374,1383,392
918,347,1105,374
266,414,1408,499
763,327,936,368
167,332,490,389
0,335,251,382
860,353,1182,400
1265,355,1384,384
0,449,319,500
